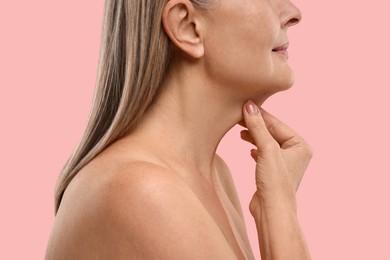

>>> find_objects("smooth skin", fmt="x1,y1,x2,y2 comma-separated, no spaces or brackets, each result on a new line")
46,0,311,259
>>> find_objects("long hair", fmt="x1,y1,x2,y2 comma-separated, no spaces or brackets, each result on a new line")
55,0,210,213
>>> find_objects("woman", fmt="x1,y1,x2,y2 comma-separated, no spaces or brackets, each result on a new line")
46,0,312,259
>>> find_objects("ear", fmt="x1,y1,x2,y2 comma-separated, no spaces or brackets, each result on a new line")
162,0,204,59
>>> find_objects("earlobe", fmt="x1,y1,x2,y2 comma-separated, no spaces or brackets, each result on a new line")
162,0,204,59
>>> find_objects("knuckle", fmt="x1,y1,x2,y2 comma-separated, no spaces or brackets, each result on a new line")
266,120,280,135
301,143,313,159
262,140,280,152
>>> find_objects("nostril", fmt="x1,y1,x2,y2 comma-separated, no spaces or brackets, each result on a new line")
287,17,300,27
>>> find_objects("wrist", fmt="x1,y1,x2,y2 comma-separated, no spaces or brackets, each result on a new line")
250,191,297,218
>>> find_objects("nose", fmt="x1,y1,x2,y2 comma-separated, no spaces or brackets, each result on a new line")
281,1,302,28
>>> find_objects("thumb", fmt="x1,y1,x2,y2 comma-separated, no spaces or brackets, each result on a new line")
242,100,278,151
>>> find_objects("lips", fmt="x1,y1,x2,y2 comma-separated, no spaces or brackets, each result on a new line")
272,42,289,52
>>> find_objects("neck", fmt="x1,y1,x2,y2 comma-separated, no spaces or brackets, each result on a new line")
128,61,266,177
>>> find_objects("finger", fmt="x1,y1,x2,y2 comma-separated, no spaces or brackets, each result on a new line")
259,108,304,148
240,130,255,145
242,100,278,151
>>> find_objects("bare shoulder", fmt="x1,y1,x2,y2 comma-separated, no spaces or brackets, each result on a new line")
214,154,245,218
46,161,237,260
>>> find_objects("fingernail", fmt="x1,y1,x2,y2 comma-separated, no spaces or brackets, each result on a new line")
246,101,259,114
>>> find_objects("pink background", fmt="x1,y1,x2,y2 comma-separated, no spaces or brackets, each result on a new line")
1,0,389,259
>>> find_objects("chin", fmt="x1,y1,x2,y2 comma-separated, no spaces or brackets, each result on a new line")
245,75,294,107
261,70,295,92
280,77,295,91
269,71,295,95
226,67,296,105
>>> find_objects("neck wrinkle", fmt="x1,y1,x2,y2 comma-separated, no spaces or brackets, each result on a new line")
132,64,243,175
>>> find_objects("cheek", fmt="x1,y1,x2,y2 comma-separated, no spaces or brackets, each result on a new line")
204,31,275,97
205,48,295,101
203,4,293,98
205,26,273,87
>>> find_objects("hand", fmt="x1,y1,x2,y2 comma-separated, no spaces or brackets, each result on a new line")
241,100,313,213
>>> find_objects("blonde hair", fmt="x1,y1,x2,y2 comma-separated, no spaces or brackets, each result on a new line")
55,0,210,213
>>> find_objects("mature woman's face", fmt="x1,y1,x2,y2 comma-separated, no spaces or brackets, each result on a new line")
203,0,302,100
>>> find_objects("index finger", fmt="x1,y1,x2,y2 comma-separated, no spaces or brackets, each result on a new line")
259,108,304,148
242,101,279,151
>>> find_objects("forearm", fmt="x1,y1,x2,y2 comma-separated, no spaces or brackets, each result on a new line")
252,195,311,260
